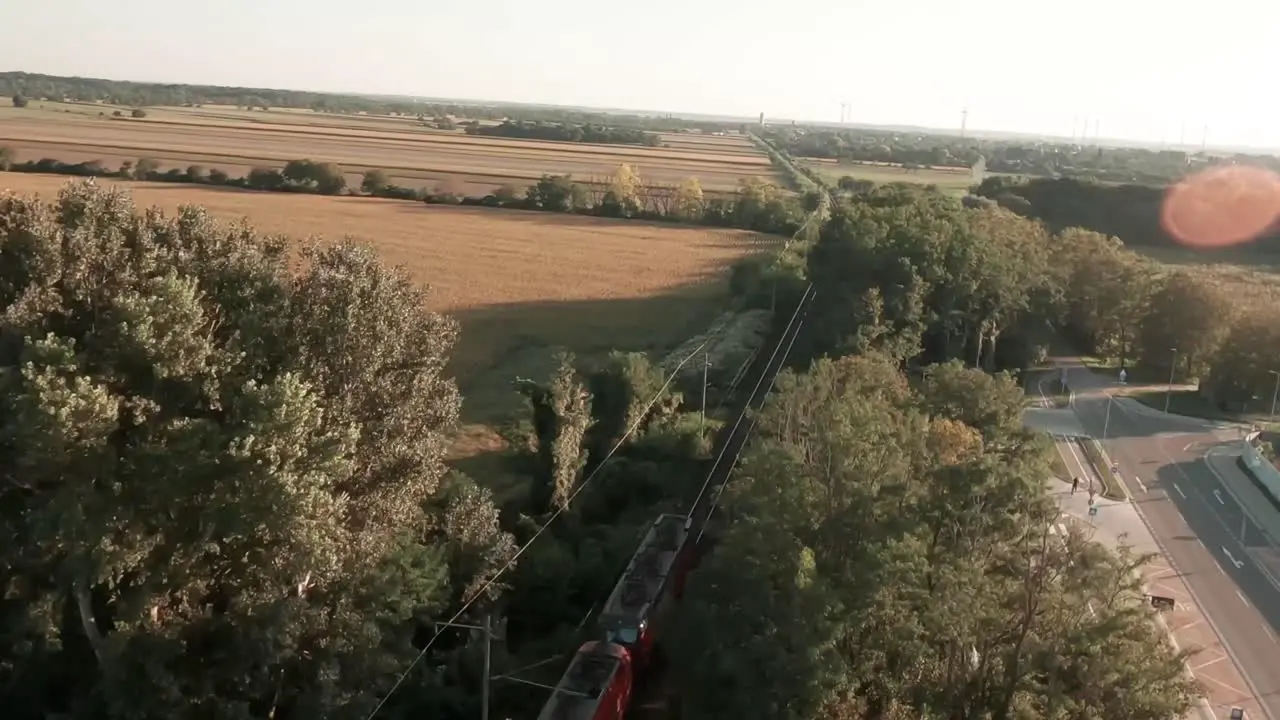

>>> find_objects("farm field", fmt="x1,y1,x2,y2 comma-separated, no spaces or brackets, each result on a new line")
801,157,979,195
0,172,773,491
0,100,778,197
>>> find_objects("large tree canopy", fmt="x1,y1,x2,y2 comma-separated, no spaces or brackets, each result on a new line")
0,181,514,720
669,354,1199,720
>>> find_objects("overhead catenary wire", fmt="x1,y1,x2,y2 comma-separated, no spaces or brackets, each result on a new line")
523,282,819,711
364,336,712,720
685,282,815,519
696,285,813,543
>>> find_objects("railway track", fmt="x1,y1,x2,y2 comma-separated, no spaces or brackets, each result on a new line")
628,284,816,719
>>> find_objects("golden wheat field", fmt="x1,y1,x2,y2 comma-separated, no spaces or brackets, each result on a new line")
0,173,772,420
0,100,777,197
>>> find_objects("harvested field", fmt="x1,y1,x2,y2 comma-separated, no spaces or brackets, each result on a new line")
0,102,778,197
801,158,979,195
0,172,773,424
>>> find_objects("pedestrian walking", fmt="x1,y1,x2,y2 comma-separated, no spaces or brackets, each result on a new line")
1071,476,1080,494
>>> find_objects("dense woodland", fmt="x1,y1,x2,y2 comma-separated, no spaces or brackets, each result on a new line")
2,73,1277,720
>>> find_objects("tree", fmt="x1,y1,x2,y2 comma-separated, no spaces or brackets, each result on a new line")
1203,309,1280,409
675,176,705,220
361,168,390,194
919,359,1024,442
282,159,347,195
0,145,13,171
0,181,501,719
11,93,28,108
1053,227,1155,365
670,353,1199,720
1135,271,1234,382
133,156,161,180
609,163,643,215
130,108,147,118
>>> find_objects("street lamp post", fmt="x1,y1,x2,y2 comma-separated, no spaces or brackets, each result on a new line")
1165,347,1179,414
1103,394,1114,440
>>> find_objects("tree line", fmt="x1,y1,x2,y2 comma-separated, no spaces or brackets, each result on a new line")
1,72,747,134
463,120,661,147
975,175,1280,253
0,147,815,238
763,125,1280,185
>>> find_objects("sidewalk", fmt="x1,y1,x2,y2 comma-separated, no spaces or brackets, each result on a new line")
1048,470,1259,719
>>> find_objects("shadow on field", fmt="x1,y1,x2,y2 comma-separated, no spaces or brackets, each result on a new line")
393,202,778,248
444,278,734,501
449,278,730,424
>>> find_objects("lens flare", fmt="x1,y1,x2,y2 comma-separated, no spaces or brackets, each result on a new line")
1160,165,1280,249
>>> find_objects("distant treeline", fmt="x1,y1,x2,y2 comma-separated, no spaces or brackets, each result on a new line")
0,72,749,133
464,120,661,147
0,148,814,240
974,175,1280,252
763,126,1280,186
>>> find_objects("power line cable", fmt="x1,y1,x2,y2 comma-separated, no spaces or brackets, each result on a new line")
686,283,815,517
696,287,813,543
364,337,711,720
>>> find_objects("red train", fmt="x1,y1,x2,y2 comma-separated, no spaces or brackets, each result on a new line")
536,514,695,720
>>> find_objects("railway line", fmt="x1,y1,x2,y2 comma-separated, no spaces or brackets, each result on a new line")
533,181,827,720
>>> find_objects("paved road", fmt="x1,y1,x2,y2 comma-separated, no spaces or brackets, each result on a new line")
1065,362,1280,719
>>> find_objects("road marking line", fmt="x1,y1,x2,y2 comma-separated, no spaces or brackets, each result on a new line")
1173,482,1187,499
1236,589,1250,606
1222,547,1244,569
1265,625,1277,643
1191,656,1225,671
1134,474,1148,493
1213,489,1225,505
1184,441,1196,451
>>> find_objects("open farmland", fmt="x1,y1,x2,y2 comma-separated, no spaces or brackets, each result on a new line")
801,157,980,195
0,100,779,197
0,172,773,490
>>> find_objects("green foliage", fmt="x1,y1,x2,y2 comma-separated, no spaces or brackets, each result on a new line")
129,108,147,118
361,168,391,195
11,93,28,108
670,353,1199,720
805,190,1052,370
0,181,520,719
1135,271,1234,383
281,159,347,195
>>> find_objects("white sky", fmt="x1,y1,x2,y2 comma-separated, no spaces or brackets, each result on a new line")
2,0,1277,148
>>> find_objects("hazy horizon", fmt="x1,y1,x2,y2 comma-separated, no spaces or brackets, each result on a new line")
2,0,1274,149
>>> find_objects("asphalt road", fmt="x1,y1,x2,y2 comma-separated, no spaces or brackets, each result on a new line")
1067,364,1280,719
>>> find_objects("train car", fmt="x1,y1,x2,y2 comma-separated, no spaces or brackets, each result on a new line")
597,514,694,671
536,641,633,720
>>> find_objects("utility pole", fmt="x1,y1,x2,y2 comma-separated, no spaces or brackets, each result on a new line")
1165,347,1179,413
436,615,496,720
960,108,968,139
1269,370,1280,422
1102,394,1114,440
